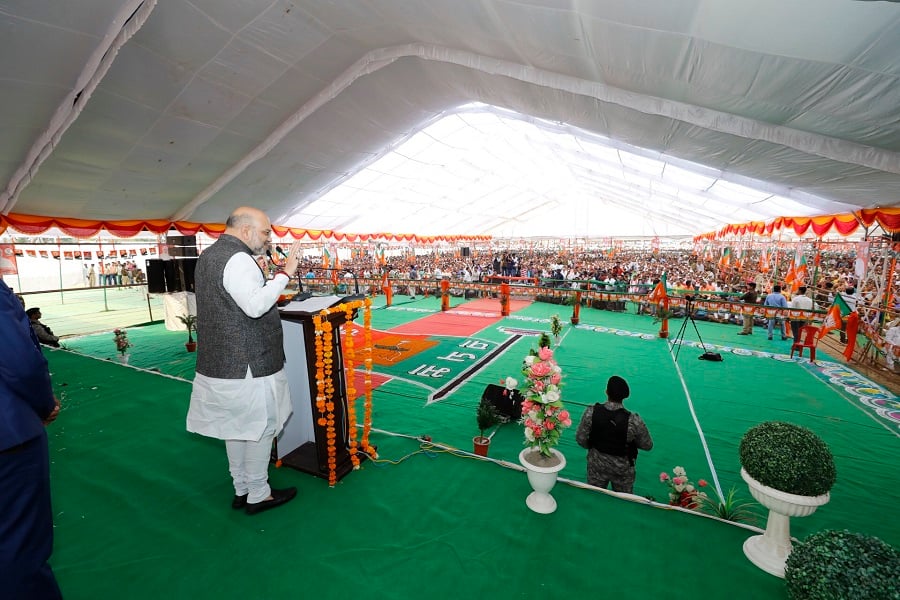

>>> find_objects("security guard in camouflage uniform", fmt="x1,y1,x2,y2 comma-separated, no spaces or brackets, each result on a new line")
575,376,653,494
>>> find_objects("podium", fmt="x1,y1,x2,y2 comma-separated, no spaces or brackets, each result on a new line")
276,295,363,481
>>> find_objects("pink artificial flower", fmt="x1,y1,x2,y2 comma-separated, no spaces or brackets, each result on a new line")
561,417,572,427
538,346,553,361
530,361,552,378
544,420,555,430
544,406,555,416
521,400,533,413
673,476,684,485
659,472,669,482
558,410,569,421
533,380,545,392
698,479,708,487
550,373,561,385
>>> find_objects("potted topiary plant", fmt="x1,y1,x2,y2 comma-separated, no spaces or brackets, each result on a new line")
738,421,836,577
473,397,501,457
549,315,562,343
537,331,552,349
784,529,900,600
177,313,198,352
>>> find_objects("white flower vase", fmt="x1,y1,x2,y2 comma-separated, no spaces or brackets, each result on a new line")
740,468,830,578
117,353,130,364
519,448,566,514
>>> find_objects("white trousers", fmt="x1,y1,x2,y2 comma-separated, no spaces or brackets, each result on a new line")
225,385,277,503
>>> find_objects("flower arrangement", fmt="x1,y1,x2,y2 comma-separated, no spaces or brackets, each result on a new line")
504,346,571,458
659,466,708,509
113,328,132,355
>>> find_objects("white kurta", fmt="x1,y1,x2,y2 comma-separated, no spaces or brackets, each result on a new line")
186,253,293,442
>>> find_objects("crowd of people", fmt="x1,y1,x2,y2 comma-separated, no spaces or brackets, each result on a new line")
290,244,898,325
85,261,145,287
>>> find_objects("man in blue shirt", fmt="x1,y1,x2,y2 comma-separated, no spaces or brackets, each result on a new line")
763,284,789,340
0,278,62,599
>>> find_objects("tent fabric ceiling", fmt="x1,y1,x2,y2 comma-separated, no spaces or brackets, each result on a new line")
1,0,899,238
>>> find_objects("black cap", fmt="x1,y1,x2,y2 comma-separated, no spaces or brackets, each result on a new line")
606,376,630,402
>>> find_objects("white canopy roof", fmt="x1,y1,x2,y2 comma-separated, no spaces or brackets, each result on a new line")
1,0,899,238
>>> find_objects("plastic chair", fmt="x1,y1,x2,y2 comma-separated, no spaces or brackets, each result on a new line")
790,325,819,363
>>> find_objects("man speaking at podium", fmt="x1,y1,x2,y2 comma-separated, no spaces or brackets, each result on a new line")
187,206,303,515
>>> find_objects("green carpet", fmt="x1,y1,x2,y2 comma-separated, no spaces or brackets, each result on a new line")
47,298,899,599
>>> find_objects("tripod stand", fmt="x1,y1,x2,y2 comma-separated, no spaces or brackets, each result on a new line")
670,297,721,363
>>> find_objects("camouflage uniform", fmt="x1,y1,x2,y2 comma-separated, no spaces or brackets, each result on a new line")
575,401,653,493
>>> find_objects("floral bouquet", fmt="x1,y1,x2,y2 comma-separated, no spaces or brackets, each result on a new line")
504,346,572,458
113,328,133,355
660,466,708,509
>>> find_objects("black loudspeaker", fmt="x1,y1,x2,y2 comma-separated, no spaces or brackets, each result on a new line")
168,235,198,257
482,384,523,421
176,258,197,293
166,258,198,293
461,247,470,257
146,258,197,293
146,259,167,293
892,232,900,242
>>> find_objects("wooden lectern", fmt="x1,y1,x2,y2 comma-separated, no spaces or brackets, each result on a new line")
276,295,362,481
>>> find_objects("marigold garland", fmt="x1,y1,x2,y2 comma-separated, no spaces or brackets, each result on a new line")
343,304,359,468
311,298,374,486
362,297,375,457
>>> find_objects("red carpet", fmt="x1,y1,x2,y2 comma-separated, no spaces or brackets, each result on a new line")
390,298,531,337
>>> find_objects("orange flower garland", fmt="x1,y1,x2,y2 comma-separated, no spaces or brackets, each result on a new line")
343,304,359,468
311,298,374,486
361,297,375,456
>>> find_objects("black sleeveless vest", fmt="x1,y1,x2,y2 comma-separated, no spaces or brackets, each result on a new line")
588,404,636,461
194,234,285,379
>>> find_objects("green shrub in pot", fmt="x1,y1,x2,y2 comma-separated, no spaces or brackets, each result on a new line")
784,529,900,600
739,421,835,497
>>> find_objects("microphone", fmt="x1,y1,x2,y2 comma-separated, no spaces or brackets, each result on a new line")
275,245,289,259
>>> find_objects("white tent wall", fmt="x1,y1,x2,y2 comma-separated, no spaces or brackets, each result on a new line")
1,1,899,238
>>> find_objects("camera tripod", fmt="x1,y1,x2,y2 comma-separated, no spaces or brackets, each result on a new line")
670,297,720,363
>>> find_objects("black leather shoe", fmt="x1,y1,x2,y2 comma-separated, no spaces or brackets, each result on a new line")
231,494,248,510
245,487,297,515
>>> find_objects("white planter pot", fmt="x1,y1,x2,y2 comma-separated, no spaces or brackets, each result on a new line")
740,467,830,578
519,448,566,514
117,353,130,364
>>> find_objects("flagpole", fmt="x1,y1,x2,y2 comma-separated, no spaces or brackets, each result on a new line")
57,237,64,303
772,231,783,283
810,238,821,292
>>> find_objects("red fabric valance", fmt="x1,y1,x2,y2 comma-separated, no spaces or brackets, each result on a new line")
694,207,900,241
0,213,491,244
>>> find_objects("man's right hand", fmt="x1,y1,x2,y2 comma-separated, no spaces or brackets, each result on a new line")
44,395,61,426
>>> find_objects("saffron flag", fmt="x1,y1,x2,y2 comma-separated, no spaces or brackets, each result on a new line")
784,260,797,288
793,255,809,291
322,245,331,268
818,295,852,340
718,247,732,270
759,248,769,273
647,273,668,303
